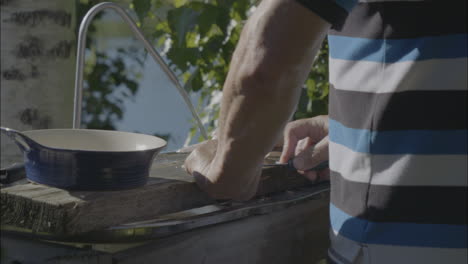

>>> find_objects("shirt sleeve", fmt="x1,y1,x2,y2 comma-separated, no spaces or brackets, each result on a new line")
295,0,358,30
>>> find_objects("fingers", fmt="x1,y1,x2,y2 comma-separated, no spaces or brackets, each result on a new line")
279,134,298,163
184,140,218,175
293,136,329,171
279,116,328,163
185,148,208,175
302,168,330,183
302,170,318,182
280,119,309,163
295,137,314,156
184,151,196,174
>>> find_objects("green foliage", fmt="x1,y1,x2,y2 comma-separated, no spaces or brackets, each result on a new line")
132,0,329,139
77,0,143,130
129,0,249,139
82,49,141,129
295,40,329,119
77,0,329,139
133,0,152,22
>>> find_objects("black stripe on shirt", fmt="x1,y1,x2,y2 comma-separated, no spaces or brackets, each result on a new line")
330,171,468,225
329,86,468,131
295,0,348,30
329,1,467,39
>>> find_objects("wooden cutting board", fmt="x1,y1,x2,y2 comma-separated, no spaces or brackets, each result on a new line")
0,152,311,235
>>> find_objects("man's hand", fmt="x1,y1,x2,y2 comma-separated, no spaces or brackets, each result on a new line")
184,139,261,201
279,115,330,182
184,139,217,177
183,0,330,201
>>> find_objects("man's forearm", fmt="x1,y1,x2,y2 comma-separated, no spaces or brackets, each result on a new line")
204,0,330,200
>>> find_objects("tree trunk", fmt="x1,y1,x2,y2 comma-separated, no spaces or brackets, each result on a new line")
0,0,76,167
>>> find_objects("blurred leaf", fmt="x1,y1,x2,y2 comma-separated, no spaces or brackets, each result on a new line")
167,47,199,71
191,69,204,92
126,80,139,95
184,67,201,92
174,0,188,8
197,5,219,35
296,88,309,118
186,31,199,48
215,7,231,35
306,79,316,99
133,0,152,23
168,7,199,47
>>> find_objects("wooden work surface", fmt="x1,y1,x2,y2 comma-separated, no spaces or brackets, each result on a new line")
1,153,310,236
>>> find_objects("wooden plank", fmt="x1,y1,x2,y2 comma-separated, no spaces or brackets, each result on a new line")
1,153,310,236
2,192,329,264
1,234,112,264
113,192,330,264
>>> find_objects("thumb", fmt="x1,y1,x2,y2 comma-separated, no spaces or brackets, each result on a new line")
292,136,329,171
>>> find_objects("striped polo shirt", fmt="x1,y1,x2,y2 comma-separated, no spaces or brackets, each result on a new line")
296,0,467,263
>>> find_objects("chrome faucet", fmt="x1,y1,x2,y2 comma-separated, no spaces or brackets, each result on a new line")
73,2,208,140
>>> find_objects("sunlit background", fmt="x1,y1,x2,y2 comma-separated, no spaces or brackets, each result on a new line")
82,5,206,152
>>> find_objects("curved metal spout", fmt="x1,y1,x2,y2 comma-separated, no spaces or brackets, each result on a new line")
74,2,208,140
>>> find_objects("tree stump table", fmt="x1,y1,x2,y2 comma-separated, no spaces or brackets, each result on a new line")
1,153,330,264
